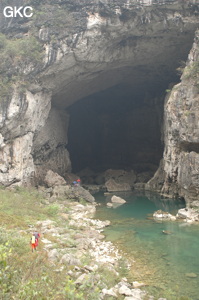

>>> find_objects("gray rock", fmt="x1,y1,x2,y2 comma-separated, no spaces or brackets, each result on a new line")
124,288,146,300
44,170,66,187
48,249,59,261
176,208,199,221
75,273,87,285
60,254,81,266
105,179,132,192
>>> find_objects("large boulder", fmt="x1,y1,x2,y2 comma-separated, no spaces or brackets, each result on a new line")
105,179,132,192
72,186,95,203
105,169,136,189
52,185,95,203
44,170,66,187
111,195,126,204
176,208,199,221
153,210,176,221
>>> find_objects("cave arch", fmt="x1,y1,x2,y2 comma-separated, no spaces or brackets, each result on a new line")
32,5,198,186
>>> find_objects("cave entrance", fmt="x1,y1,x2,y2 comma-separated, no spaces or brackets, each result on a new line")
67,76,170,180
48,9,198,186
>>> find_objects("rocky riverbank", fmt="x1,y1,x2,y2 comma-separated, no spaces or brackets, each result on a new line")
32,198,152,300
153,206,199,224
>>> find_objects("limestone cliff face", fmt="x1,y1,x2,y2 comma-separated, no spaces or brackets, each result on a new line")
162,31,199,203
0,0,199,193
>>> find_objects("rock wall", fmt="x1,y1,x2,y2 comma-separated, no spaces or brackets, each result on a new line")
161,30,199,203
0,0,199,193
0,89,51,186
33,108,71,184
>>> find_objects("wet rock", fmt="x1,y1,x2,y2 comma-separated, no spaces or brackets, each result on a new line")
162,230,172,235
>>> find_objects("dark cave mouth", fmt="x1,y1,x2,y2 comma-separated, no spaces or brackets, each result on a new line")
67,80,168,184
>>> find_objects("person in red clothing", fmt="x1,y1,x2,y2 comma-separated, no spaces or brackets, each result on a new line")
30,232,40,252
33,231,40,249
30,234,36,252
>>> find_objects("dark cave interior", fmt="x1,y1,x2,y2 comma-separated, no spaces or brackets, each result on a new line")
67,78,176,175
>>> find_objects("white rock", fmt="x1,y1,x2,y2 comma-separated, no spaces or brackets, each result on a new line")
111,195,126,204
102,288,118,297
124,288,146,300
119,285,133,296
75,273,87,285
176,208,199,221
132,281,146,288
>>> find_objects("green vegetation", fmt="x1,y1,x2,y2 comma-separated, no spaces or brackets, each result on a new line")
0,33,43,102
0,187,126,299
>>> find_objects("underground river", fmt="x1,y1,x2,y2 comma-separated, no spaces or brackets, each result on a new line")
94,191,199,300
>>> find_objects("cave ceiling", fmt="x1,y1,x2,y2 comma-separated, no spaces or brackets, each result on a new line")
46,24,197,109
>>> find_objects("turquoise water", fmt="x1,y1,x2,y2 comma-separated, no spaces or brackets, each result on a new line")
94,191,199,299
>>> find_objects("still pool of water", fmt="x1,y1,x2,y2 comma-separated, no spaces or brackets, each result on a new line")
94,191,199,300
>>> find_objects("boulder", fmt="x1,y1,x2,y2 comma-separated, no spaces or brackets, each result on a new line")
52,185,95,203
124,288,146,300
119,285,133,296
44,170,66,187
105,169,136,188
60,254,81,266
190,201,199,208
102,288,118,297
75,273,87,285
73,186,95,203
111,195,126,204
105,179,131,192
176,208,199,221
153,210,175,221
